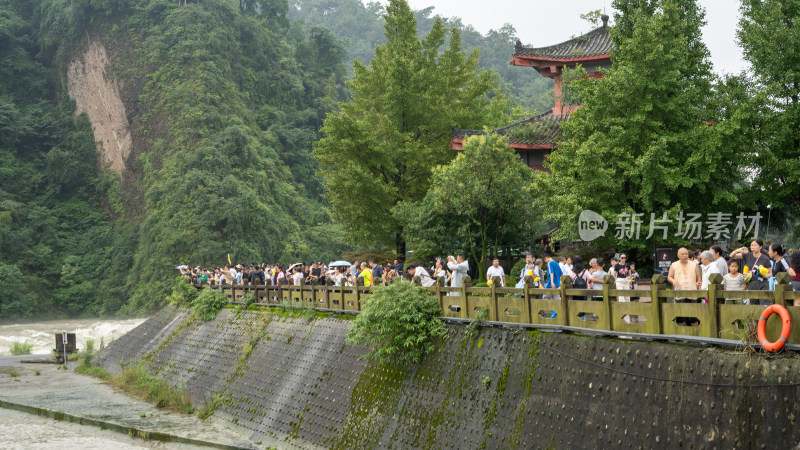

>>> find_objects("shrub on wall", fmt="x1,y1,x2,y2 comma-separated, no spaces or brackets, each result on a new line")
346,279,447,363
167,277,198,306
191,289,226,321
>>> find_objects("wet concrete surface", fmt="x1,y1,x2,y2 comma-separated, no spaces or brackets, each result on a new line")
0,406,199,449
0,356,257,449
0,354,33,368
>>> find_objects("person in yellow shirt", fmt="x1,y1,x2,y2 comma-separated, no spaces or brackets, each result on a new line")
359,262,373,286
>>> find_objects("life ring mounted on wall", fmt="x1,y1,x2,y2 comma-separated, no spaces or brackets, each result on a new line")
757,304,792,352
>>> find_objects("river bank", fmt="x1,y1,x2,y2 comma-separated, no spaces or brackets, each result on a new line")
0,356,256,449
0,406,190,450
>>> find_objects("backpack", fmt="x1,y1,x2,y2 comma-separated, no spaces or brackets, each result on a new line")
572,270,588,289
572,270,588,300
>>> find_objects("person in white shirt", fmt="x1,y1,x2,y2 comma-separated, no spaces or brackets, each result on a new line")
709,245,728,277
486,258,506,287
516,255,535,288
700,250,721,290
588,258,607,301
608,258,617,278
228,265,238,284
558,256,569,275
291,267,304,286
447,254,469,290
407,264,435,287
333,268,345,286
588,258,607,290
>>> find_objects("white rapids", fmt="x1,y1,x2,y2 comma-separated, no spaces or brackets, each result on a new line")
0,318,146,355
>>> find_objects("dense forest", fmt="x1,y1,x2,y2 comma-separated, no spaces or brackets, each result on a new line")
0,0,550,320
289,0,554,112
1,0,128,318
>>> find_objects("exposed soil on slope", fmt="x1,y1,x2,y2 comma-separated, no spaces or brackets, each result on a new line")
67,39,132,176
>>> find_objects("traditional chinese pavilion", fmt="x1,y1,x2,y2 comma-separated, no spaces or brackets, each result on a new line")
450,15,613,170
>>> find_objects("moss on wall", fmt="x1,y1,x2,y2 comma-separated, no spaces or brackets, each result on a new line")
97,306,800,449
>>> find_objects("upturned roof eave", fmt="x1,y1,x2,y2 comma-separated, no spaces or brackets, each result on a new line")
513,25,613,62
511,53,611,66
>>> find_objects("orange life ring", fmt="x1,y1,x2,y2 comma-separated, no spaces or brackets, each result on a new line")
757,304,792,352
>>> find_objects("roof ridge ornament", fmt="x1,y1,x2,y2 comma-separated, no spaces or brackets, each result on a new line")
601,14,609,28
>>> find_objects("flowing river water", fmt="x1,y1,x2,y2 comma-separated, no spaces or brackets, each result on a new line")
0,317,254,448
0,318,146,356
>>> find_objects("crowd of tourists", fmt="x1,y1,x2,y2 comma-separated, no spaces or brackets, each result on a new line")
177,255,475,289
177,239,800,301
179,259,403,287
176,259,450,286
666,240,800,302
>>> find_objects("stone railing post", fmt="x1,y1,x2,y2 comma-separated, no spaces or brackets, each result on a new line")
309,278,317,307
559,274,572,326
461,276,473,317
707,273,723,338
324,277,333,309
523,275,534,324
649,274,665,335
491,276,501,321
436,276,445,313
602,275,614,331
355,277,362,308
774,272,792,307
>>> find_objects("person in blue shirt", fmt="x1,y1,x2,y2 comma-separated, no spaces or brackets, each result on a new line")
544,255,562,301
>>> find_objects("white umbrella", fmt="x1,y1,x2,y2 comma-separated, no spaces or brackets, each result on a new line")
288,263,303,271
175,265,188,270
329,260,352,267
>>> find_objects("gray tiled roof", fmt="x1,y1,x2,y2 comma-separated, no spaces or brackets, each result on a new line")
453,110,568,146
514,25,613,60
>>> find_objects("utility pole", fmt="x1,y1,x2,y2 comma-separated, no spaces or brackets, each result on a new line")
766,204,772,239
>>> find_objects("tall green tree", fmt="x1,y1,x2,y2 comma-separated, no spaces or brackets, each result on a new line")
738,0,800,217
314,0,507,256
398,132,541,280
289,0,554,111
539,0,744,250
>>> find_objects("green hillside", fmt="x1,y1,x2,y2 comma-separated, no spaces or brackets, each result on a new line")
0,0,554,320
1,0,352,318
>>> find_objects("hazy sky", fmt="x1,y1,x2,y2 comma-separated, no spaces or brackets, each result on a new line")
388,0,748,75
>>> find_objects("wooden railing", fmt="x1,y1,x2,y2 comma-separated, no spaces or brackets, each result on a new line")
198,272,800,344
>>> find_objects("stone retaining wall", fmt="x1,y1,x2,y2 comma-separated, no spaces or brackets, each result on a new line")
97,305,800,448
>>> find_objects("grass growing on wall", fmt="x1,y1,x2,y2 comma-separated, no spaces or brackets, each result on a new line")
74,338,113,378
75,358,191,413
111,362,193,414
197,394,225,420
72,333,191,414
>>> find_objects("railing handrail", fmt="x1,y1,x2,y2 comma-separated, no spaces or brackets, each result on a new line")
194,272,800,344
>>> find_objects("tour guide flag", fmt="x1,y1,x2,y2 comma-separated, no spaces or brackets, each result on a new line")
228,253,231,264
